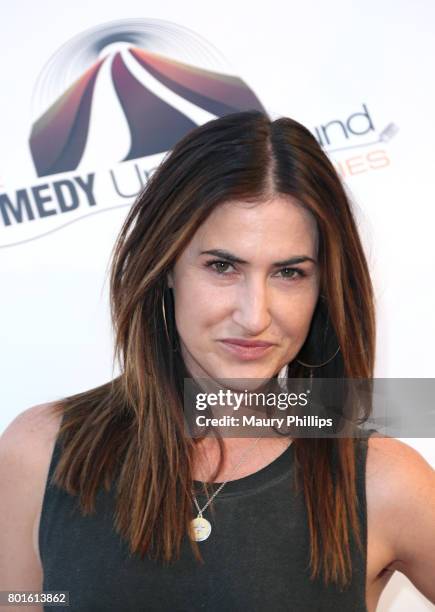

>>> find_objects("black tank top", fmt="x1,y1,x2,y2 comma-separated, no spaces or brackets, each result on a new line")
39,429,376,611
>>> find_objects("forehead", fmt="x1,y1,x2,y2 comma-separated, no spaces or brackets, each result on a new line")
190,196,318,256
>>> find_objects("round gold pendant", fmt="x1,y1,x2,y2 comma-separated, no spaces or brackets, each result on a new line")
190,516,212,542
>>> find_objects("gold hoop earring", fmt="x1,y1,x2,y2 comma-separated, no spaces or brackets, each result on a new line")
295,345,341,369
295,346,340,392
295,293,340,371
162,292,178,352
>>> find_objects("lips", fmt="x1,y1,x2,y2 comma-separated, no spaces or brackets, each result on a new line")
220,338,275,348
219,338,276,361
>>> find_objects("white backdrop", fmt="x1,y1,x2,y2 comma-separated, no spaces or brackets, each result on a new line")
1,1,434,609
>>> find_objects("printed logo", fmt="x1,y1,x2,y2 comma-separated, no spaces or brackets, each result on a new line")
29,19,265,177
0,19,397,248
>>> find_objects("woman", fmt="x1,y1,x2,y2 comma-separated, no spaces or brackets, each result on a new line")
1,110,434,611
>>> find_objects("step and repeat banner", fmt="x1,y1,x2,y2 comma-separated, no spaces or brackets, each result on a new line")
1,2,434,610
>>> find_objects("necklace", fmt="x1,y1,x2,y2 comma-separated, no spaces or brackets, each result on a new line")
190,436,263,542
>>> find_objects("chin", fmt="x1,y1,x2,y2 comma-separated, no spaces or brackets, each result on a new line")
212,362,276,388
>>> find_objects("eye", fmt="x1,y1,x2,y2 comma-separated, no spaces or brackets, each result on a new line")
205,260,234,274
205,261,306,280
277,267,306,280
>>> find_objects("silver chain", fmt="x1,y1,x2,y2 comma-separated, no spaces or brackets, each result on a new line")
192,436,263,516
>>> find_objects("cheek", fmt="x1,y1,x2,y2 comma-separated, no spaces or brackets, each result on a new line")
173,280,227,335
279,290,319,339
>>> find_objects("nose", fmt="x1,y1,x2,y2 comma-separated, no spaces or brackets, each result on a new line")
232,278,272,335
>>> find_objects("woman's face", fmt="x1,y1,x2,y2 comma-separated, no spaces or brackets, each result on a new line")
167,196,320,382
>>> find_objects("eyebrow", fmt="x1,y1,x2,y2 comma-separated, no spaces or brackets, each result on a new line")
199,249,317,266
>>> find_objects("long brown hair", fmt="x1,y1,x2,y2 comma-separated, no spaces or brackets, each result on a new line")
50,110,375,589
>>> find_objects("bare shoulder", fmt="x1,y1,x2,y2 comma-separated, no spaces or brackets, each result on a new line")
366,434,435,603
0,401,63,531
366,434,434,486
0,402,63,479
366,434,434,512
1,402,62,439
0,403,63,591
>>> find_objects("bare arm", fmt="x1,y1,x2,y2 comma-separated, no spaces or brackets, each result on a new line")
0,404,61,611
367,436,435,604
